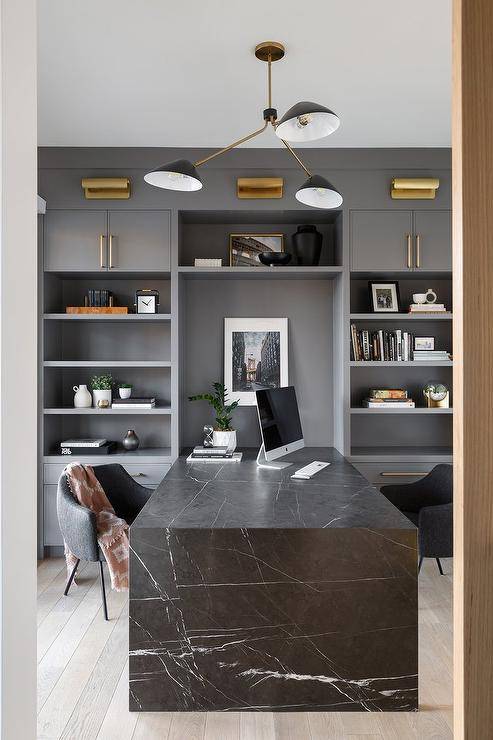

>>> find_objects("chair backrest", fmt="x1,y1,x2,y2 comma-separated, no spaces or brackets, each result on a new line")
423,464,453,504
57,474,99,561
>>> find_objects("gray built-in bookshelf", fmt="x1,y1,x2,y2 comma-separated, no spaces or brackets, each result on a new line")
38,147,452,555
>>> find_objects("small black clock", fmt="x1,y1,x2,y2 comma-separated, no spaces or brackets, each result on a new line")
135,289,159,314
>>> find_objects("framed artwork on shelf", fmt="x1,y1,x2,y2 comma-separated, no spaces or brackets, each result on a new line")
224,318,288,406
368,281,401,313
414,336,435,351
229,234,284,267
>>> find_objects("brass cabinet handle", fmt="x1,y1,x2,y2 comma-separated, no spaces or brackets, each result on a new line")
109,234,115,268
99,234,106,268
406,234,412,268
380,471,428,477
415,234,421,268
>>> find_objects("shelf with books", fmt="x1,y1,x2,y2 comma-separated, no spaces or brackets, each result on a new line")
350,407,452,414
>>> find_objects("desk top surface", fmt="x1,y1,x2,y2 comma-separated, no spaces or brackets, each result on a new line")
131,448,414,531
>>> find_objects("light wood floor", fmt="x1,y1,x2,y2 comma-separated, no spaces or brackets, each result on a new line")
37,558,453,740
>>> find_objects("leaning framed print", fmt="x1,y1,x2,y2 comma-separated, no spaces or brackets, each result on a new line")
224,318,288,406
368,281,401,313
229,234,284,267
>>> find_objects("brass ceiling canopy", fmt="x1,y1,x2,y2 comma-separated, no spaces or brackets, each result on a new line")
144,42,343,209
254,41,285,62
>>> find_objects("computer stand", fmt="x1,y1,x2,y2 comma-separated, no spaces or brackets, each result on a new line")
256,443,292,470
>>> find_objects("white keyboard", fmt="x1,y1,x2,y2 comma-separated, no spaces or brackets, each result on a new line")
291,461,331,480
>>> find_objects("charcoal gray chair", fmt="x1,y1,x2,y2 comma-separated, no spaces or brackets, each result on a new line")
380,464,453,575
57,463,152,619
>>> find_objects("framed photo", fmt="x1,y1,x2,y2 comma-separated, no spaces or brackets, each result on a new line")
414,336,435,351
224,318,288,406
369,281,401,313
230,234,284,267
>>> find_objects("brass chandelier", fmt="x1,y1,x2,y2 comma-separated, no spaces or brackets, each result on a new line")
144,42,343,209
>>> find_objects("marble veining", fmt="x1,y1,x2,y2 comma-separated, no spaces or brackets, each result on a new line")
129,448,418,712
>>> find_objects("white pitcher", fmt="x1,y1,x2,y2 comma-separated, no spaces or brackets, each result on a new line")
73,384,92,408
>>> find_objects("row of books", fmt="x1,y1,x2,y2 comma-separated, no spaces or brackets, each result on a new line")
409,303,448,313
112,397,156,409
187,446,243,463
351,326,415,362
60,438,116,455
412,351,450,362
86,289,113,307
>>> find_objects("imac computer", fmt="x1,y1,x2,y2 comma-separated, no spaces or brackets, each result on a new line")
255,386,304,469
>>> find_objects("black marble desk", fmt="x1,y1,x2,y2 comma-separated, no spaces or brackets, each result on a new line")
129,448,418,712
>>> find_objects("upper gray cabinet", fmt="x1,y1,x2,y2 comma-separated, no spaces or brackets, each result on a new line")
107,211,170,272
44,209,170,272
413,211,452,271
350,209,451,272
44,210,108,271
350,211,413,271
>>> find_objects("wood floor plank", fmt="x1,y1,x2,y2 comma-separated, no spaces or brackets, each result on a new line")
205,711,240,740
37,561,91,627
37,558,66,596
168,712,206,740
59,603,129,740
37,587,127,739
307,711,346,739
131,712,173,739
96,661,139,740
274,712,312,739
239,712,275,740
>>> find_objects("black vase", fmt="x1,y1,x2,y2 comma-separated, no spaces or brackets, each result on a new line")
122,429,140,451
292,224,323,266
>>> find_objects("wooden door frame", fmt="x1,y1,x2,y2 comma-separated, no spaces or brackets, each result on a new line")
453,0,493,736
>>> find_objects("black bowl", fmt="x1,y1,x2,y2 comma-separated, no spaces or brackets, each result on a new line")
258,251,292,267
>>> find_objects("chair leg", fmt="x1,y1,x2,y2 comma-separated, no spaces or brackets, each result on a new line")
436,557,444,575
64,558,80,596
418,555,424,572
99,561,109,621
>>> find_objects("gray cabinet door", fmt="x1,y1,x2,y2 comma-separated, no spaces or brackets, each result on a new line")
351,211,413,271
107,211,170,271
413,211,452,271
44,210,108,271
44,485,63,546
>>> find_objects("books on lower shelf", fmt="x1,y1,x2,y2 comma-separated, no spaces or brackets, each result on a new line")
362,388,415,409
187,451,243,463
60,441,117,456
60,438,107,448
194,258,222,267
413,351,451,361
112,397,156,409
351,325,414,362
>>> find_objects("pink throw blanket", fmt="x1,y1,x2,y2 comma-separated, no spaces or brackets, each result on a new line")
64,463,129,591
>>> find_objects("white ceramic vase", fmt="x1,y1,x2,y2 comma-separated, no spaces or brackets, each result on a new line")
92,389,112,408
213,429,237,452
73,384,92,408
119,387,132,399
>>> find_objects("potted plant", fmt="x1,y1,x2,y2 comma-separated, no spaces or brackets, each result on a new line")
90,372,113,408
189,382,239,451
118,382,132,399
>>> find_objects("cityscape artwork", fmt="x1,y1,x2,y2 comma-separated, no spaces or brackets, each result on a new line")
224,318,288,405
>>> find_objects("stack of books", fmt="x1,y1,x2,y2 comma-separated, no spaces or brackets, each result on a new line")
112,397,156,409
351,326,414,361
362,389,415,409
409,303,448,314
59,438,117,455
194,258,222,267
413,350,451,362
187,446,243,463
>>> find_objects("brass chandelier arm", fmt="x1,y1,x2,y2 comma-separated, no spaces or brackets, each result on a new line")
279,138,312,177
194,121,269,168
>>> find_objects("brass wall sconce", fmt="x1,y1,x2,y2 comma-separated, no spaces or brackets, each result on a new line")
81,177,131,199
391,178,440,200
237,177,284,199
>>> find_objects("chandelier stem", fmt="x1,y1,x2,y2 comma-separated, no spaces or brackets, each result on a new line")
280,139,312,177
194,121,268,167
268,53,272,109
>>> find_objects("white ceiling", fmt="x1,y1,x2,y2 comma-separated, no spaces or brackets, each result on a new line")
37,0,451,148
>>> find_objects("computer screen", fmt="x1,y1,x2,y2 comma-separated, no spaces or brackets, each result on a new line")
255,386,304,460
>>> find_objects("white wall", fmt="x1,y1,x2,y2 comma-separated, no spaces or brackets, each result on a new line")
0,0,37,737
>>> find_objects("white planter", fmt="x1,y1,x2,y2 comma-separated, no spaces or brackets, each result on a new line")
73,384,92,408
119,387,132,399
213,429,237,452
92,389,112,408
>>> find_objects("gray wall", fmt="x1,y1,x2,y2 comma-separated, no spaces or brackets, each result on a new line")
182,278,333,447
